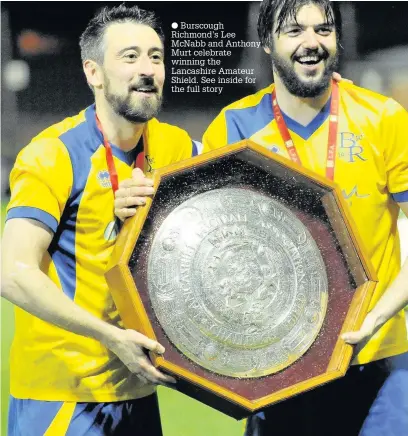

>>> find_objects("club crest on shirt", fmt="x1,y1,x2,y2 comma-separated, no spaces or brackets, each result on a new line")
339,133,366,163
104,220,119,242
97,170,112,188
145,154,155,172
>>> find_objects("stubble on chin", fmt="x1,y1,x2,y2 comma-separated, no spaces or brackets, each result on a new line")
105,89,163,123
271,51,338,98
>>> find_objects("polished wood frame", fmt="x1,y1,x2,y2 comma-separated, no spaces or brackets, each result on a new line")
105,140,377,418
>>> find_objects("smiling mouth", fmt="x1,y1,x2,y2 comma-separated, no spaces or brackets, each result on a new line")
295,55,324,66
131,86,157,94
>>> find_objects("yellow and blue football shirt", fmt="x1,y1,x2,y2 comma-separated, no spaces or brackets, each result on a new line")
203,82,408,365
6,104,196,402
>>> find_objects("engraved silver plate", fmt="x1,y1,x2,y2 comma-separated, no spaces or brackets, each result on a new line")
148,188,328,378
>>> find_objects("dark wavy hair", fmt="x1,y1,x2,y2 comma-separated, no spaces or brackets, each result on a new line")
257,0,342,48
79,3,164,64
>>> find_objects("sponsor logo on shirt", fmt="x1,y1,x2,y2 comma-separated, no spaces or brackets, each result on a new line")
342,185,370,206
339,133,366,163
97,170,112,188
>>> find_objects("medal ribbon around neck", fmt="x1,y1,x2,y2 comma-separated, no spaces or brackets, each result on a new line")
96,114,146,193
271,80,340,181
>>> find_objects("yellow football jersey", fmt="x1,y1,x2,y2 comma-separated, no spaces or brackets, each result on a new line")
203,82,408,365
6,104,196,402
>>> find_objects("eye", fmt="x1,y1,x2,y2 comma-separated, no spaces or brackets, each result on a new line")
124,52,138,61
151,53,164,62
286,27,302,36
316,26,333,36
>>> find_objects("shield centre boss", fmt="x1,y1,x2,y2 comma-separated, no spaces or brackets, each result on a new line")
148,188,328,378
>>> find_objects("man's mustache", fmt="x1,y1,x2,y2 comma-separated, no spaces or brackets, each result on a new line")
292,48,330,61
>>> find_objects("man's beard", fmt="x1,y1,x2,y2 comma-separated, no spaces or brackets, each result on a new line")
270,46,339,98
104,76,163,123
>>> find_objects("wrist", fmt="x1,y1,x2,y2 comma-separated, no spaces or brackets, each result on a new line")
366,310,387,330
97,323,123,349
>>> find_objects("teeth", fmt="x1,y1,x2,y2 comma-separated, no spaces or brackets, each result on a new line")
298,56,320,63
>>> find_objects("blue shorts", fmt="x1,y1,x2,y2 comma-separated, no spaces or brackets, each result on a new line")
8,393,162,436
360,353,408,436
245,353,408,436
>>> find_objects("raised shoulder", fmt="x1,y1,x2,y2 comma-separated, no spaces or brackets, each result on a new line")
14,136,72,174
220,85,274,113
339,82,394,114
32,110,87,142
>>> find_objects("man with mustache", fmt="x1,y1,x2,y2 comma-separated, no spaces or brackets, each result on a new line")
1,4,201,435
203,0,408,435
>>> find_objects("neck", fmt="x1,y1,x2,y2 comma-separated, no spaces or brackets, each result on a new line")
273,74,332,126
95,96,144,152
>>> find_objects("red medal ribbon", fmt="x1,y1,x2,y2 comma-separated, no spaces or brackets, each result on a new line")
95,114,145,194
271,80,340,181
135,149,145,173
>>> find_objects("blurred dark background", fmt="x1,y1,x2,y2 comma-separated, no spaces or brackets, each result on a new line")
2,1,408,194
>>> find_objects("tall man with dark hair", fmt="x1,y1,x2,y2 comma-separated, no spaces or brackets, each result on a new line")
1,4,200,435
203,1,408,435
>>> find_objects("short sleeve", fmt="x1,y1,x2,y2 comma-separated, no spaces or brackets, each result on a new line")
202,110,228,154
381,99,408,202
6,139,73,233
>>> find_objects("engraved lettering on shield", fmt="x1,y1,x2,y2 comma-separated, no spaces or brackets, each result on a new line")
148,188,328,378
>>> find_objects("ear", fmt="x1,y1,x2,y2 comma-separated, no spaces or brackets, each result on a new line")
83,59,104,89
264,46,271,55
